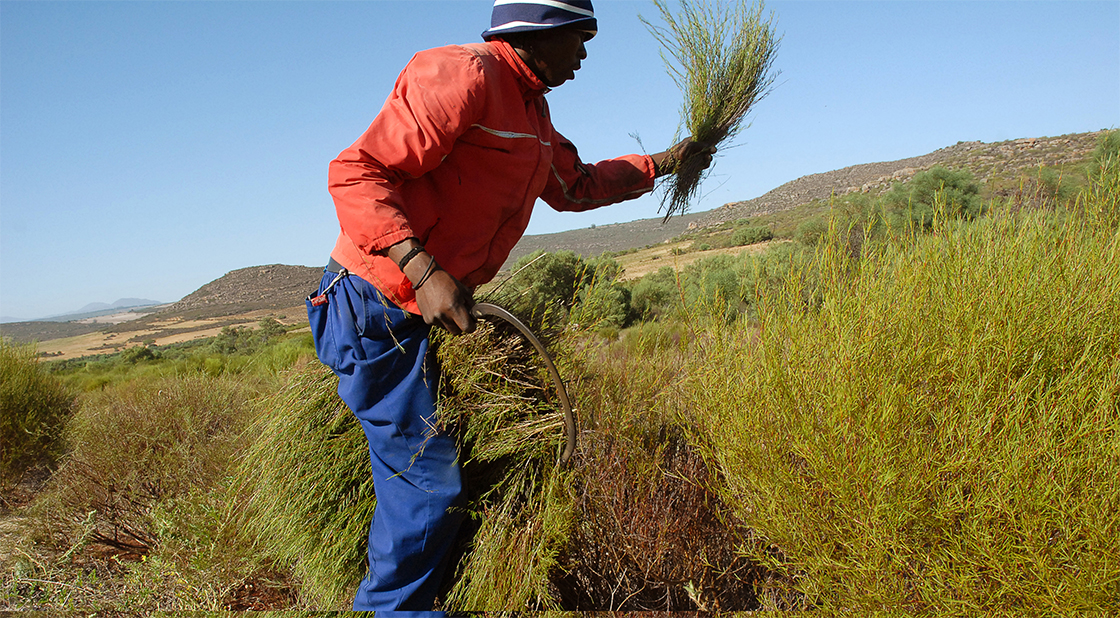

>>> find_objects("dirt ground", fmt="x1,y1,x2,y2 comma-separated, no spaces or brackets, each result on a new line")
616,239,791,281
34,305,308,361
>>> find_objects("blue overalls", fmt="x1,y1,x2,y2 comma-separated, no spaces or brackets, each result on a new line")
307,264,464,612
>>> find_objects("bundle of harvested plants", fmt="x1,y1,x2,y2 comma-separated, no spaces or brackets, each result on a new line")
231,308,576,610
434,307,576,609
645,0,780,219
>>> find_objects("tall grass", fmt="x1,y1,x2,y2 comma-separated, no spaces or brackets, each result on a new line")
0,341,74,487
644,0,780,218
555,322,766,610
435,317,577,610
12,374,266,611
230,363,373,609
29,375,260,553
231,316,578,610
684,190,1120,610
228,296,767,610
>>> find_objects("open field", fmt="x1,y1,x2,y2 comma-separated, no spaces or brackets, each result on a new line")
33,306,308,361
615,238,790,280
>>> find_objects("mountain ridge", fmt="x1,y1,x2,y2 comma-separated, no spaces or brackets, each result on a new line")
504,131,1102,266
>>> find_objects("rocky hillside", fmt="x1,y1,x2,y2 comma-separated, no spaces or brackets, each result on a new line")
503,132,1101,266
504,211,706,268
695,132,1100,226
153,264,323,321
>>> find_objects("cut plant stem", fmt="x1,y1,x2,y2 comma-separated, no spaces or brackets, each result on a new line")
644,0,780,220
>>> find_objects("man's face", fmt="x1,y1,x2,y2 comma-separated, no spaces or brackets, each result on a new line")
523,26,592,88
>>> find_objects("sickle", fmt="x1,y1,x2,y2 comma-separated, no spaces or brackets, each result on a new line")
470,302,576,465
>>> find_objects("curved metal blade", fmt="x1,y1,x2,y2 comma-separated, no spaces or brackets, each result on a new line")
470,302,576,465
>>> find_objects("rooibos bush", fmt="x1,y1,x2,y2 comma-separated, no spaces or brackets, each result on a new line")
0,341,74,488
644,0,780,218
31,375,257,552
687,200,1120,611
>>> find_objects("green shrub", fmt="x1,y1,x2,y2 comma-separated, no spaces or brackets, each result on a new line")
678,254,745,320
1001,166,1081,213
0,340,74,483
209,318,289,356
1091,129,1120,179
120,345,157,364
627,243,806,324
234,318,581,610
500,250,588,319
572,278,632,330
794,216,828,246
30,375,258,553
730,225,773,246
883,165,983,227
230,364,372,608
496,251,633,331
630,266,680,320
686,202,1120,611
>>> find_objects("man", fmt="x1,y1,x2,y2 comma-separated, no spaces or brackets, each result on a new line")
307,0,713,611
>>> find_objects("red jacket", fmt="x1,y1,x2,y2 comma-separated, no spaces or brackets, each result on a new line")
328,39,656,314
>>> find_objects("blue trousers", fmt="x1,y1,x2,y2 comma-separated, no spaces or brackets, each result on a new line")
307,269,464,611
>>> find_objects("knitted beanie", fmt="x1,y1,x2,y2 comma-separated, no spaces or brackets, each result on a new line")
482,0,596,41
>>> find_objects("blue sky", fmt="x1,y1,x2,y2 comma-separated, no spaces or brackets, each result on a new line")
1,0,1117,321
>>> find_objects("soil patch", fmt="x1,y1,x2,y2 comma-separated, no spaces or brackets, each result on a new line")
616,240,790,281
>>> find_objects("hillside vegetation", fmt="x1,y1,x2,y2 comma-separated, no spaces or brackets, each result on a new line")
1,130,1117,612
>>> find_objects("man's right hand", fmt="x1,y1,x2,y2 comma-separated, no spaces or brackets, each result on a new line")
387,239,476,335
413,267,476,335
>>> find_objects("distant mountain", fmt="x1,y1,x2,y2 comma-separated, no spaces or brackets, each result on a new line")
0,299,165,325
151,264,322,321
74,298,162,314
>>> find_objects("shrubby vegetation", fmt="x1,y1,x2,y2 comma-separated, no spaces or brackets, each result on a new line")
688,192,1119,611
31,376,259,553
50,318,308,392
882,165,983,227
730,224,773,246
4,131,1117,612
0,342,74,489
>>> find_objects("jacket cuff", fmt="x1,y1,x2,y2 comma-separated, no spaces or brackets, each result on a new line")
368,228,417,254
642,154,658,184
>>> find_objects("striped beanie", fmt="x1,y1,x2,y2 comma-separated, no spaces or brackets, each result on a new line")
482,0,596,41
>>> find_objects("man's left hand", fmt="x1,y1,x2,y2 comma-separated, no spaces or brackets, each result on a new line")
652,138,717,177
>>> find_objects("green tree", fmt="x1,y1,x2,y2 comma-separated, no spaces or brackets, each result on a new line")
630,266,680,321
504,250,590,319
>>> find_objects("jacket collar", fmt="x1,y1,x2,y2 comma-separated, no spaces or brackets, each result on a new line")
489,38,549,98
